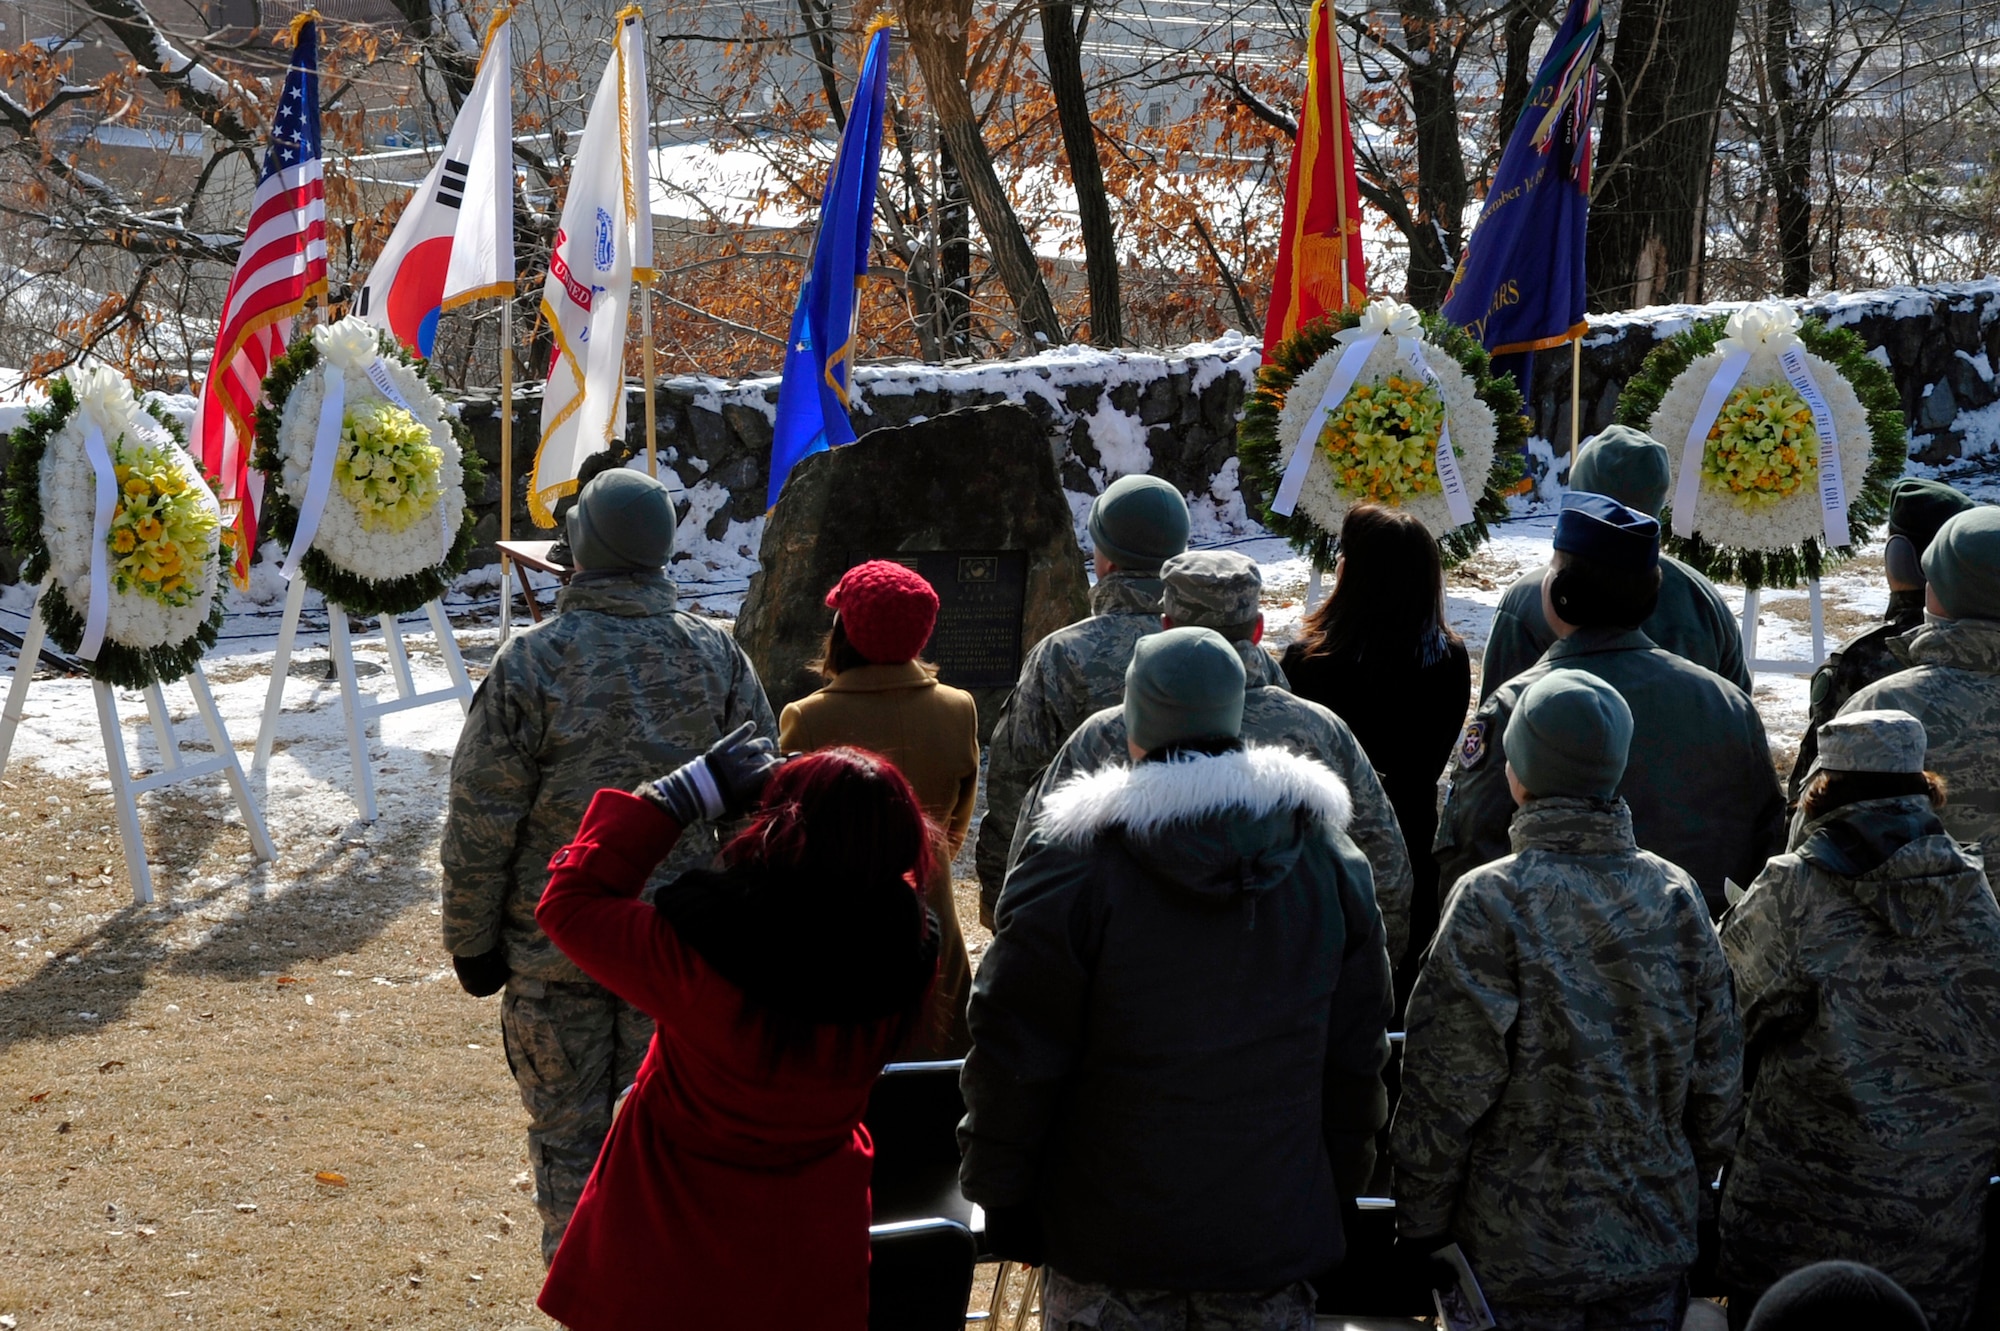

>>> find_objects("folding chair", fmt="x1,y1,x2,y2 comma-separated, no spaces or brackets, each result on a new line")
870,1217,978,1331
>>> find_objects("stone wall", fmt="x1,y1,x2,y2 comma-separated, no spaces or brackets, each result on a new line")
8,281,2000,585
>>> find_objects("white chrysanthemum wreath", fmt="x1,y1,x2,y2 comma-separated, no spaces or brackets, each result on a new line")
1272,299,1498,541
2,364,226,688
1645,303,1872,554
254,318,481,617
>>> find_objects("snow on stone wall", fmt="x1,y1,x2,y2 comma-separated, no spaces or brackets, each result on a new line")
8,280,2000,586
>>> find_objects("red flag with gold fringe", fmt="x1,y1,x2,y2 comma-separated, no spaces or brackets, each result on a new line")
1263,0,1366,358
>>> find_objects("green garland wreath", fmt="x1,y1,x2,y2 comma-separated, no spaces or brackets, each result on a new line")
2,377,228,689
1614,316,1906,588
252,329,484,619
1239,310,1529,568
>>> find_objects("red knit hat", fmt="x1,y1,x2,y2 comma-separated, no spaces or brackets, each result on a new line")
826,561,940,664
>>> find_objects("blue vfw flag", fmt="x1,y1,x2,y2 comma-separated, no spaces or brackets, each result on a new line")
1440,0,1602,356
766,20,893,508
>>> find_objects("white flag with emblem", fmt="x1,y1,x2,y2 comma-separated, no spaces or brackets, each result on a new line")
529,7,651,526
356,11,515,357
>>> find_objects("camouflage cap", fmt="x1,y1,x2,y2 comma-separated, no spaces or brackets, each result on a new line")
1161,550,1263,632
1816,708,1927,775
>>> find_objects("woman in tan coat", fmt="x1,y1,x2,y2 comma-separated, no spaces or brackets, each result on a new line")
779,560,978,1058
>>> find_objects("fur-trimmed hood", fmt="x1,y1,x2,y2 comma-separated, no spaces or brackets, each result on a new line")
1038,745,1353,900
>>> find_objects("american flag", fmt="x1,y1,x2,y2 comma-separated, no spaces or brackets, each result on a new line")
194,18,327,587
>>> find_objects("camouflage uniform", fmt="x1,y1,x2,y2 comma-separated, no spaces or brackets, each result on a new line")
1393,796,1743,1311
1005,639,1414,965
440,573,776,1259
974,571,1170,926
1785,589,1924,803
1826,616,2000,863
1480,557,1750,702
1436,628,1786,916
1042,1272,1316,1331
1718,791,2000,1331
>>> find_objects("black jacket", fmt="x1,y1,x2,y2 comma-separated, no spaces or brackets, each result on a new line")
958,744,1394,1290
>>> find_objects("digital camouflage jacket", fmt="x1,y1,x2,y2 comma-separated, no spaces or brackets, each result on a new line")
973,571,1169,925
1394,797,1743,1305
1786,589,1924,803
1832,615,2000,865
440,574,777,982
1719,794,2000,1331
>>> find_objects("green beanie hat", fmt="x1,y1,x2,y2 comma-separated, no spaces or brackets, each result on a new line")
567,468,675,572
1887,478,1975,550
1124,627,1245,754
1922,506,2000,619
1571,425,1673,518
1088,475,1191,573
1504,669,1634,799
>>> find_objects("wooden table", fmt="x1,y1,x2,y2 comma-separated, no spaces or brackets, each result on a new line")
495,540,570,624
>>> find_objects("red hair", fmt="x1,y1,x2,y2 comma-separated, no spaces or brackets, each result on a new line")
723,747,937,891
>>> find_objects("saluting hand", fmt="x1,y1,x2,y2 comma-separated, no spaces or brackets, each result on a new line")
637,722,784,824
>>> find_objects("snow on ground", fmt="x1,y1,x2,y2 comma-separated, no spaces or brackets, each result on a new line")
7,464,2000,899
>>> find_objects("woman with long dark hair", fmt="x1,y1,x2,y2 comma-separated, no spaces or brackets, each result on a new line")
1281,504,1470,979
533,726,939,1330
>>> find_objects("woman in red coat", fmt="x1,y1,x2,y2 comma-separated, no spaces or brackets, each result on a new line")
534,724,940,1330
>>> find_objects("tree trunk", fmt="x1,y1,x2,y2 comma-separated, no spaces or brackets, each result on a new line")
938,142,974,358
797,0,848,132
1039,0,1122,347
903,2,1066,347
1399,0,1471,310
1588,0,1742,310
1763,0,1815,296
1491,2,1549,173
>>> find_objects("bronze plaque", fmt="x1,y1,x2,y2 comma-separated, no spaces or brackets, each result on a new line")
852,551,1029,689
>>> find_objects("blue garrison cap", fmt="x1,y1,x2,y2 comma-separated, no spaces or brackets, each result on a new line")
1553,491,1660,573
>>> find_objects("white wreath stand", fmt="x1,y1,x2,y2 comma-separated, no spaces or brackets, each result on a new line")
251,574,474,822
0,579,276,904
1740,579,1828,677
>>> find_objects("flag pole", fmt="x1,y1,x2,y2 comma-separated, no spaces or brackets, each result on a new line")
499,298,515,642
1569,334,1582,473
640,285,657,480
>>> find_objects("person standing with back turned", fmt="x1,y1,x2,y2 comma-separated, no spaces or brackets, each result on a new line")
1479,426,1747,700
780,559,979,1057
1395,670,1743,1331
1281,504,1469,984
974,473,1194,928
440,469,777,1263
962,627,1393,1331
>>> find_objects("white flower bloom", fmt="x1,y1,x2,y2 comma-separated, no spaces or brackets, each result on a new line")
275,350,466,588
1276,331,1498,540
1647,344,1874,552
312,316,387,372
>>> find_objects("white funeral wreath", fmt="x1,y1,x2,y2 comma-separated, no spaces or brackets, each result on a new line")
1273,299,1498,540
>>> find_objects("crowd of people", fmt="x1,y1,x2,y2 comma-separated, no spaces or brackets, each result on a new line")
438,426,2000,1331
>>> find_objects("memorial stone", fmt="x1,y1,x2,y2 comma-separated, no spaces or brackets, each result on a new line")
736,404,1092,740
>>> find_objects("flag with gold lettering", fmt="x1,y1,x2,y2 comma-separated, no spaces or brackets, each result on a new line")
1440,0,1601,355
1262,0,1365,359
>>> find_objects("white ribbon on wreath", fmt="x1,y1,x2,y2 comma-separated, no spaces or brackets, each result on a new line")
70,365,138,661
1273,300,1475,526
282,323,452,583
1669,303,1851,548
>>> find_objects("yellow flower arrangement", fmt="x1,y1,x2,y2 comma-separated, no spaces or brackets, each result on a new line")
335,401,445,534
1702,382,1819,510
105,434,220,608
1317,372,1450,504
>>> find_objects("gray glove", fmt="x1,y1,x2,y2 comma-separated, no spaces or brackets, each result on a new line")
637,722,783,824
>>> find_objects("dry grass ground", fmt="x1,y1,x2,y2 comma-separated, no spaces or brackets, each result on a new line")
0,766,552,1329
